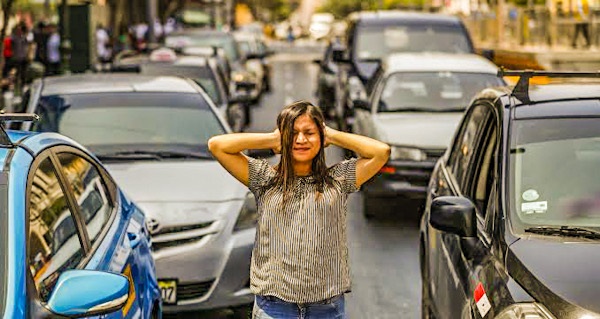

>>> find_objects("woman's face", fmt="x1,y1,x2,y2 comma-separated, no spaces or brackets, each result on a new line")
291,114,321,164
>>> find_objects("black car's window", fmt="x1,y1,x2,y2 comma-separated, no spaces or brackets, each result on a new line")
32,92,225,157
141,64,223,104
447,105,491,188
510,118,600,229
57,153,113,246
28,157,84,302
378,72,503,112
470,126,497,217
355,24,472,59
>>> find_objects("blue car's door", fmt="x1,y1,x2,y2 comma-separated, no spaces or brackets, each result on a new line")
52,148,159,319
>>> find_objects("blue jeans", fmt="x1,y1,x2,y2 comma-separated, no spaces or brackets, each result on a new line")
252,294,346,319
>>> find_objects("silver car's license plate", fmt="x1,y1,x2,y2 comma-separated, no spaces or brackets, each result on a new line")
158,279,178,305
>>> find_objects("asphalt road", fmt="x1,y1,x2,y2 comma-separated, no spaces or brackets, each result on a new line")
176,41,422,319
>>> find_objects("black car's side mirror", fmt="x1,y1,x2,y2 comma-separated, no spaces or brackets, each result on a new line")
332,45,349,64
429,196,477,238
352,99,371,111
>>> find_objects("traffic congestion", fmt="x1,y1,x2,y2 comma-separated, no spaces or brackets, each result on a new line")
1,1,600,318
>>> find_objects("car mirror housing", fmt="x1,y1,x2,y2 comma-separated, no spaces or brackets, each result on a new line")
46,270,130,318
352,99,371,111
429,196,477,238
332,45,349,64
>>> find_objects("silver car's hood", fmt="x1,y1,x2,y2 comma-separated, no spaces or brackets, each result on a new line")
106,160,247,203
372,112,463,149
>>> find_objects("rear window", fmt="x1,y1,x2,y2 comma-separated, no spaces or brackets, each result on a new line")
141,64,222,104
355,24,473,59
32,92,225,155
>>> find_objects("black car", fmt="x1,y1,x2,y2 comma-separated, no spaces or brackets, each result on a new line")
420,70,600,319
328,11,479,130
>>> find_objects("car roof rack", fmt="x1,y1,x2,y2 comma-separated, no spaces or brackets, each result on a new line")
498,68,600,104
0,112,39,147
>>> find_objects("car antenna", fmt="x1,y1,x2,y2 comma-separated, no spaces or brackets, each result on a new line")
0,112,39,147
498,68,600,104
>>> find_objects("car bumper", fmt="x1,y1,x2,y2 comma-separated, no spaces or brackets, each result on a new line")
155,228,255,312
362,160,436,199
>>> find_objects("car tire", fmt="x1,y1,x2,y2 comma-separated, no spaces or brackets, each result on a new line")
363,195,376,220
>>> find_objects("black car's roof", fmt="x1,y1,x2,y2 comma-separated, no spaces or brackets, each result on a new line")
474,82,600,119
348,10,464,26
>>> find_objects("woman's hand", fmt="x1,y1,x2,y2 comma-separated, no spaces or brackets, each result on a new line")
323,123,337,148
271,129,281,154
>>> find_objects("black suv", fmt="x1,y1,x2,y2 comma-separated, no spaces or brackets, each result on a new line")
420,70,600,319
327,11,477,130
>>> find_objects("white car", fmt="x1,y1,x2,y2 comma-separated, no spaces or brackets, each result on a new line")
351,53,506,218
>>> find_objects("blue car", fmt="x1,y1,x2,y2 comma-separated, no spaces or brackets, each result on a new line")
1,114,161,318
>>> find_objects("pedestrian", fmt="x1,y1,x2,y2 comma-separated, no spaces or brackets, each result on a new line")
11,22,31,93
208,100,390,319
2,35,13,79
287,24,295,43
572,0,591,48
45,23,61,76
95,24,111,70
33,21,48,68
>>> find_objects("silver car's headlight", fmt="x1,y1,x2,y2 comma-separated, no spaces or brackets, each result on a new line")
348,76,367,101
390,146,427,161
233,192,258,231
494,303,555,319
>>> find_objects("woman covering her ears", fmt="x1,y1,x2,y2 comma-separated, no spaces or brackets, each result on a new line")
208,100,390,319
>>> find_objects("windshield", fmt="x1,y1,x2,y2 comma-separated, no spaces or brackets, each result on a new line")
141,64,222,104
0,183,7,317
167,34,240,62
378,72,504,112
355,25,472,59
510,118,600,232
32,92,225,157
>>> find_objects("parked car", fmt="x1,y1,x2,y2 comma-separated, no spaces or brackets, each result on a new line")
233,31,273,94
329,11,482,130
420,71,600,319
165,29,261,103
139,49,248,132
0,113,161,318
18,74,258,315
351,53,504,218
314,37,341,121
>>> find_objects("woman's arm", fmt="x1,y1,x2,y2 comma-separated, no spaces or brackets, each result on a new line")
325,126,390,187
208,130,280,186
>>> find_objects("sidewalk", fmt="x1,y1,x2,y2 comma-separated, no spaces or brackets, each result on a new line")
478,43,600,71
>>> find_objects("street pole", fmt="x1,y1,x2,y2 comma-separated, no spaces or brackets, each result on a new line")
146,0,157,46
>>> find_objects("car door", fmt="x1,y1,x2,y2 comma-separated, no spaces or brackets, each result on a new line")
53,148,157,318
428,103,495,318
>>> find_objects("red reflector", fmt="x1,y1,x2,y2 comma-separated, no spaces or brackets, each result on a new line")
379,166,396,174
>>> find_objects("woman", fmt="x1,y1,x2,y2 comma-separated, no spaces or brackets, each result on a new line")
208,101,390,318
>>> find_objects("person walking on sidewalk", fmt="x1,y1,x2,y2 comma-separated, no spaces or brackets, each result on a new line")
572,0,591,48
208,100,390,319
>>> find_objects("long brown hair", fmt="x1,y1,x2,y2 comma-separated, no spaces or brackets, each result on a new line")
273,100,332,195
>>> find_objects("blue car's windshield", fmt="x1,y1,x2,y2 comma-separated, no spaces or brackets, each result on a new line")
32,92,226,157
0,183,8,317
509,117,600,232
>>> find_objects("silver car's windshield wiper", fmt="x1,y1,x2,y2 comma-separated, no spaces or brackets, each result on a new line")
524,226,600,239
382,107,466,113
97,150,211,161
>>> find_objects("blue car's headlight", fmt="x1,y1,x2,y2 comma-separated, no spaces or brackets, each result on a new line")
234,193,258,231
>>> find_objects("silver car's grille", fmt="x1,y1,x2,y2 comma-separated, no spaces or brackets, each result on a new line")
152,234,208,251
178,279,215,301
153,222,213,236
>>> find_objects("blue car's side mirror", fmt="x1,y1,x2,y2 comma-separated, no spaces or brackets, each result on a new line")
47,270,130,318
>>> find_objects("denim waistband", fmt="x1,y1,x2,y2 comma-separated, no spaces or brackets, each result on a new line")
259,294,343,306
